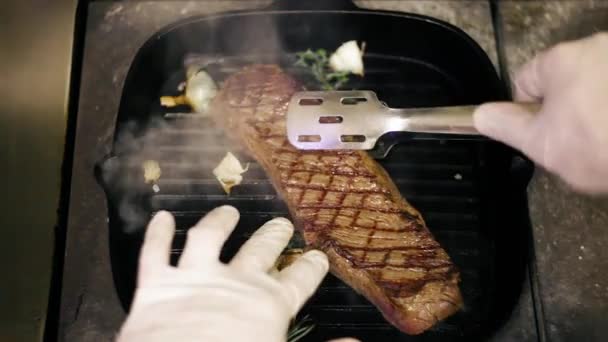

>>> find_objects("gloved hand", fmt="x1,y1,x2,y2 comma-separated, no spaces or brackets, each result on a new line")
474,32,608,194
117,206,330,342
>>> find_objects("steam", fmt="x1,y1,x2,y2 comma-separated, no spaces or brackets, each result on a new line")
102,11,287,233
102,114,237,234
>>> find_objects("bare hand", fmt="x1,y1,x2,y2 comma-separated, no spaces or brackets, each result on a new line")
474,32,608,194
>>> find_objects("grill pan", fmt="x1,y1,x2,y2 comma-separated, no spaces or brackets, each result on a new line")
99,1,534,340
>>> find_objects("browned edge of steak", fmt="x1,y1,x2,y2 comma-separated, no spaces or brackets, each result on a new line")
209,64,463,334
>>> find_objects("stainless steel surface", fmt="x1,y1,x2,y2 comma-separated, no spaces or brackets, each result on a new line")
0,0,77,341
287,90,480,150
288,90,539,150
387,105,481,135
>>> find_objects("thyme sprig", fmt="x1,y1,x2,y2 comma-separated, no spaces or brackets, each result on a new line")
295,49,351,90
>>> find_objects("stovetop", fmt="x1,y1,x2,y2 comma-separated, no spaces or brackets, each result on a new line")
57,1,546,341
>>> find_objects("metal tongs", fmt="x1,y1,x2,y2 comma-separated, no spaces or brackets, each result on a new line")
286,90,539,151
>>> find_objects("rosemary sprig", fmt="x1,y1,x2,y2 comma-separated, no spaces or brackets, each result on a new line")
287,315,315,342
295,49,351,90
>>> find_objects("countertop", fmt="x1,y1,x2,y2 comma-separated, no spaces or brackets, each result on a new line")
57,1,608,341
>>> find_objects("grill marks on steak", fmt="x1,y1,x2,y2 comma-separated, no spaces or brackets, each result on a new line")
210,65,463,334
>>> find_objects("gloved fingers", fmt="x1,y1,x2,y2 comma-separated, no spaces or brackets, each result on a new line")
230,217,294,272
178,205,240,270
138,211,175,283
473,102,538,153
277,250,329,316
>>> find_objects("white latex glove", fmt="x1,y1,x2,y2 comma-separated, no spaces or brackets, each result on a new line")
474,32,608,194
117,205,330,342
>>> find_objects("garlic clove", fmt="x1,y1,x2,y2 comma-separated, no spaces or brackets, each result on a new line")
329,40,365,76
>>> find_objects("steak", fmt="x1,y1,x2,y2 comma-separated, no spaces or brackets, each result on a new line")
209,64,463,334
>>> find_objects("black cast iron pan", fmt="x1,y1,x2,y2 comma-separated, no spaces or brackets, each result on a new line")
99,0,535,340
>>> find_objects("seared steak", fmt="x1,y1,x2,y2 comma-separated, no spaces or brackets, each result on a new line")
210,65,462,334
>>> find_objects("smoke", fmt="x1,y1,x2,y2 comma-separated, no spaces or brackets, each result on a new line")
101,113,234,234
101,10,288,233
100,117,166,233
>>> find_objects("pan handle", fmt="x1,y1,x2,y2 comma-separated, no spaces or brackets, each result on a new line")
268,0,359,11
